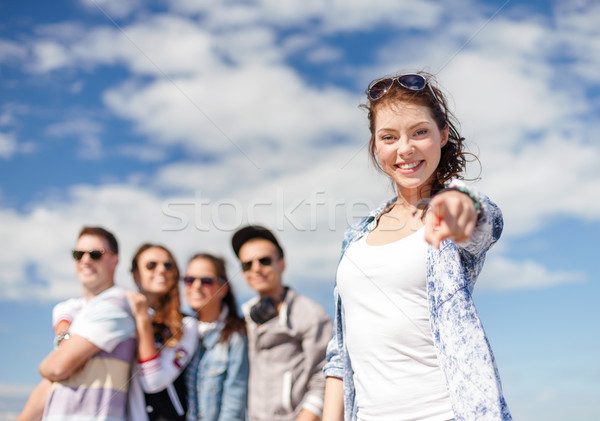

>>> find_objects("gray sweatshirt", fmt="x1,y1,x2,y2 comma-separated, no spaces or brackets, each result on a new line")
242,287,333,421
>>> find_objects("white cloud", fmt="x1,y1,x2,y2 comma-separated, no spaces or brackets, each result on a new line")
30,41,70,73
0,39,26,63
555,0,600,84
69,81,84,94
461,15,552,59
0,131,34,158
168,0,442,32
117,144,167,162
153,157,268,196
479,135,600,236
448,57,555,142
0,112,14,127
113,16,222,75
281,34,319,55
79,0,143,19
0,103,31,127
27,16,220,76
35,21,88,41
46,118,105,160
305,46,343,64
0,132,17,158
478,255,586,291
102,64,362,160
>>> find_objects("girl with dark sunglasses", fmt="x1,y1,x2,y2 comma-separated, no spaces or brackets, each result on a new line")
126,243,199,421
322,72,512,421
183,253,249,421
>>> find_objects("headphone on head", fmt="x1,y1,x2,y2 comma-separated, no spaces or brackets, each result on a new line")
250,287,288,325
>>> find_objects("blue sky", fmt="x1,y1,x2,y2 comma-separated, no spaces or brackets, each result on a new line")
1,0,599,419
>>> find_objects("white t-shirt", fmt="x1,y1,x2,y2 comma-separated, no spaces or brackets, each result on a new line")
69,286,136,352
43,286,137,421
336,228,454,421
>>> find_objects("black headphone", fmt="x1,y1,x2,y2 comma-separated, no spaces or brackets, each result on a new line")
249,287,288,325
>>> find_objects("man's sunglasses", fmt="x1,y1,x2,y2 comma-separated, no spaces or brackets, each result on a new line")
145,261,174,271
241,256,274,272
367,73,429,101
182,276,222,286
72,249,107,261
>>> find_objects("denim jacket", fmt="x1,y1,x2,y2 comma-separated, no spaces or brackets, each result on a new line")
185,326,249,421
323,182,512,421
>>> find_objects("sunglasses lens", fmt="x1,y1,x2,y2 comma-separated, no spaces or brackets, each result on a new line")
183,276,219,286
258,257,273,266
368,78,394,100
73,250,105,260
200,277,215,286
145,261,173,270
368,74,428,100
242,256,274,271
72,250,84,260
397,74,427,90
89,251,104,260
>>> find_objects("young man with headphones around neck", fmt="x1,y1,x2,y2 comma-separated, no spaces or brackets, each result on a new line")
232,225,333,421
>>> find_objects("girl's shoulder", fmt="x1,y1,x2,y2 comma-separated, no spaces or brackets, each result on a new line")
224,325,248,348
343,197,396,244
179,316,200,349
182,314,198,327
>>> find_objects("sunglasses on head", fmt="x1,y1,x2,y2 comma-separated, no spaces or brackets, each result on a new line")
241,256,274,272
72,249,106,261
367,73,429,101
182,276,222,286
145,261,174,271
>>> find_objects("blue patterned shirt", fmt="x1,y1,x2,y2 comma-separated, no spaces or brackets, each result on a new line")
323,182,512,421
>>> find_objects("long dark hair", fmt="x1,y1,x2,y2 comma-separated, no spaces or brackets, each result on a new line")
363,71,476,196
131,243,183,347
188,253,246,342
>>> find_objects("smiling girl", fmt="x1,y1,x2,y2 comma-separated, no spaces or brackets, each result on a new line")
127,243,198,421
182,253,248,421
322,72,512,421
